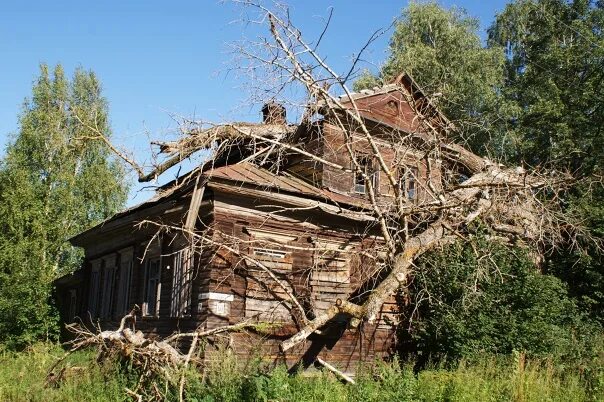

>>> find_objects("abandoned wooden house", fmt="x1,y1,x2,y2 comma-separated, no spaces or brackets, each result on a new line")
55,73,450,373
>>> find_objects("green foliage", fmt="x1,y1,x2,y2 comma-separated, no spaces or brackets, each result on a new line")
488,0,604,172
0,64,128,349
405,237,602,364
0,344,127,401
0,343,602,401
359,0,604,359
488,0,604,325
354,1,507,153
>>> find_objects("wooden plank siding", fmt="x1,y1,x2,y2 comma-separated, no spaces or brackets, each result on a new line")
55,84,453,372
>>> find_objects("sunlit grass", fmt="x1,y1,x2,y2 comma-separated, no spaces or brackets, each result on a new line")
0,343,601,401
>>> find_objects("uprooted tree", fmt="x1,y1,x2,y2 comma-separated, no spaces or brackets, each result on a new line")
57,1,588,397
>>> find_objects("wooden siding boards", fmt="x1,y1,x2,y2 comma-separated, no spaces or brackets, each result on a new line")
57,166,399,372
55,82,455,370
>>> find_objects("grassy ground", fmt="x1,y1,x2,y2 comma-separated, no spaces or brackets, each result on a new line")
0,343,602,401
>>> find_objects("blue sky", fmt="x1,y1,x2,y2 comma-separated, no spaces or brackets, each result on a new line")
0,0,509,205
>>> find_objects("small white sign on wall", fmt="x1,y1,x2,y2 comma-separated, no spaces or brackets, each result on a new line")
201,292,233,317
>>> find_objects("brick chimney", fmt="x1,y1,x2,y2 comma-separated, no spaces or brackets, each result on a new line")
261,101,286,125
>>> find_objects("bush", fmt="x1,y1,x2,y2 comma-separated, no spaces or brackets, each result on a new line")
404,235,603,365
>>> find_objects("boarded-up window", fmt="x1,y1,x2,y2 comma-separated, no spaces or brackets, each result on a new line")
88,259,101,319
170,247,193,317
310,240,352,315
115,248,133,316
143,257,161,317
244,228,296,321
99,254,117,319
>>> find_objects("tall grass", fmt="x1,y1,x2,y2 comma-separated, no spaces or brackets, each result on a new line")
0,343,601,401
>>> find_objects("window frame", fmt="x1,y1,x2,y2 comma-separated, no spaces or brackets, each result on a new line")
143,256,162,317
170,247,193,318
99,255,117,320
115,248,133,317
88,259,102,319
353,155,379,195
399,165,419,201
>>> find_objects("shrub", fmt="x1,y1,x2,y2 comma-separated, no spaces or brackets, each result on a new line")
404,235,603,365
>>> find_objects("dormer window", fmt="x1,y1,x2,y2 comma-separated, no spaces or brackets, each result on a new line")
354,156,378,194
399,166,418,200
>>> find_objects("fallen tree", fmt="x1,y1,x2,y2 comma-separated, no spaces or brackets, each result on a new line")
58,1,590,400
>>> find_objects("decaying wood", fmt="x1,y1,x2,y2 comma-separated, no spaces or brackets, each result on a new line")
62,2,587,394
316,357,356,385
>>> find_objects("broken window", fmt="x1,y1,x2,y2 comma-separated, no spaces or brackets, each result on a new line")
354,156,378,194
143,257,161,317
170,247,193,318
399,166,419,200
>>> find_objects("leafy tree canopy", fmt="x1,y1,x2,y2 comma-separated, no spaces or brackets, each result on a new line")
355,1,507,154
488,0,604,172
0,64,128,348
406,236,599,365
489,0,604,324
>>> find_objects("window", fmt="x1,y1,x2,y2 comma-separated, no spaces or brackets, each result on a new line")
144,257,161,316
354,156,378,194
88,259,101,319
399,166,419,200
68,289,77,322
115,249,133,316
99,255,117,319
170,247,193,318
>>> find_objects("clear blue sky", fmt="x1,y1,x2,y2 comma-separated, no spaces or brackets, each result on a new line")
0,0,509,205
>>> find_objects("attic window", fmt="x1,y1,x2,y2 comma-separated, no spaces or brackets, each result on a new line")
354,156,378,194
386,100,399,114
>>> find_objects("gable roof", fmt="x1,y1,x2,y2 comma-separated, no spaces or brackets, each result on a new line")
321,72,454,134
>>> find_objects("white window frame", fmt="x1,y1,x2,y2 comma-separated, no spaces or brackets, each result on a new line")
354,156,378,194
399,166,418,200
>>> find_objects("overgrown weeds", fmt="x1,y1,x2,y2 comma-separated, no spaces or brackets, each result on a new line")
0,343,602,401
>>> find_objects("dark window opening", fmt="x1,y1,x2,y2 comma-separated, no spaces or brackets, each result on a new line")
144,257,161,316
